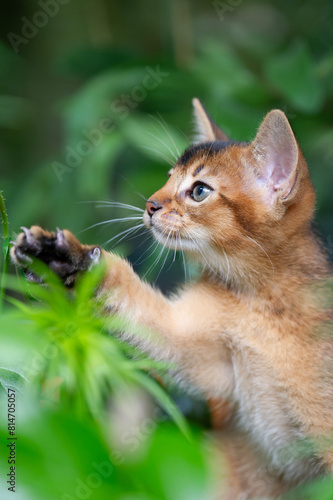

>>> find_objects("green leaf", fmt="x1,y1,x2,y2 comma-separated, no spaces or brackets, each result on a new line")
2,235,11,257
116,113,187,160
193,41,271,106
133,372,190,439
264,40,324,113
119,423,210,500
0,367,27,393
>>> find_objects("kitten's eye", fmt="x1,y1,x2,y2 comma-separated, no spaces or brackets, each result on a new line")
191,184,212,202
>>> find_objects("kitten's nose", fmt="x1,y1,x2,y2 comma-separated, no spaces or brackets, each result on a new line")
146,199,163,217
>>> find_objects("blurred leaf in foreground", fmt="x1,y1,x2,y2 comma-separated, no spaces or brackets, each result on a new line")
2,263,188,436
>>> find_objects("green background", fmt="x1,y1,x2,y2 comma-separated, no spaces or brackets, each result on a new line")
1,1,333,499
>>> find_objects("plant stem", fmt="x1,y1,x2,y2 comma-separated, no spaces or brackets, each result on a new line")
0,191,9,239
0,190,10,312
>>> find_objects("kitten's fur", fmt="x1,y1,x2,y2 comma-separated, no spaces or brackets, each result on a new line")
11,99,333,499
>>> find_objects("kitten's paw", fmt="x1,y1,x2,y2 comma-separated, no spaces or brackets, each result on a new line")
11,225,101,287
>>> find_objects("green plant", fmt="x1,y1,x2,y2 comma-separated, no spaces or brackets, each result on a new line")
1,2,333,496
0,190,11,313
0,204,213,499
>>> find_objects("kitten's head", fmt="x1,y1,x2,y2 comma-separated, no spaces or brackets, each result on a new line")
143,99,315,286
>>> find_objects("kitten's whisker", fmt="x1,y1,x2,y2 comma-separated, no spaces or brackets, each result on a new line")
117,228,150,250
143,227,170,279
96,203,144,213
110,225,145,249
146,132,178,162
245,236,274,273
149,114,180,158
164,227,179,273
104,223,145,247
222,249,230,283
154,229,173,282
182,225,221,280
134,192,148,203
77,201,144,213
173,234,178,263
177,229,188,281
142,230,165,277
140,146,175,167
155,246,171,282
181,248,187,282
203,141,214,165
117,176,148,203
135,237,160,266
177,126,191,144
80,217,143,233
156,112,181,157
126,227,150,243
134,231,153,253
95,205,144,212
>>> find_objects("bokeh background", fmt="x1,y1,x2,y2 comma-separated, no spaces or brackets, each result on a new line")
1,2,333,499
1,0,333,290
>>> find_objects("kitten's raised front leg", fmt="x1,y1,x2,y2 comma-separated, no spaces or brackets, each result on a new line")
99,253,235,397
11,226,234,398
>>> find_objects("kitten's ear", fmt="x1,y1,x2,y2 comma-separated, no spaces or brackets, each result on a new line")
192,98,229,143
252,110,299,205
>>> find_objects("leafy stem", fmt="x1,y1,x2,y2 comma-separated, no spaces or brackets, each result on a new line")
0,190,10,312
0,190,9,239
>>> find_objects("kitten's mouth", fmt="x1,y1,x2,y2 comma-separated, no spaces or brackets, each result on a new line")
151,224,196,252
151,225,179,242
144,212,179,234
143,212,196,251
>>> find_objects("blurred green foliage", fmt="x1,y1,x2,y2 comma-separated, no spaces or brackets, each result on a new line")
0,267,210,500
1,0,333,498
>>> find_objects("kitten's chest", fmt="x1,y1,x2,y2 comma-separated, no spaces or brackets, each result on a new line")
230,345,322,480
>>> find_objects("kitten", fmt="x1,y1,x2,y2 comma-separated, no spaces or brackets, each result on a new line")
11,99,333,499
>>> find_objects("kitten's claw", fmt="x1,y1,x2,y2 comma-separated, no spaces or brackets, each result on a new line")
56,227,67,250
21,226,33,245
89,247,101,266
14,246,33,264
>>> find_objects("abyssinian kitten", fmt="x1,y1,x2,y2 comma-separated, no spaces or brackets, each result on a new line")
11,99,333,499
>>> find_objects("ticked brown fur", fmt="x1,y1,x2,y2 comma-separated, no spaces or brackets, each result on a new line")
11,99,333,499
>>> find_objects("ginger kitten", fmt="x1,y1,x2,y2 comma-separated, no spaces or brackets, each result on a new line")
11,99,333,499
